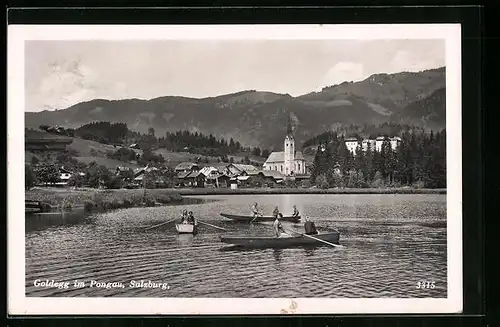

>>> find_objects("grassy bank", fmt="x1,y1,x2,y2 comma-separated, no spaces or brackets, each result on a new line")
25,187,183,213
174,187,447,196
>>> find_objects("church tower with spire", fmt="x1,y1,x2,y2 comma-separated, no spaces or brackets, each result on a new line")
283,116,295,176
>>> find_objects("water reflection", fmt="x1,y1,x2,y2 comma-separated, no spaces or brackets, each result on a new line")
25,194,447,298
25,211,89,232
272,249,283,264
303,248,316,257
176,234,194,246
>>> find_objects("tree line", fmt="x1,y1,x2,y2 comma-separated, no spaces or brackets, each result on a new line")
310,129,446,189
39,122,271,160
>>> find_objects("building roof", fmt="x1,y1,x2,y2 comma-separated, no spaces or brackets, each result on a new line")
59,166,72,174
376,136,386,140
206,173,231,180
215,163,229,171
229,163,260,174
175,162,199,171
345,138,358,142
295,151,305,160
258,170,285,180
199,166,219,176
177,171,191,179
134,165,159,177
390,136,402,141
264,151,305,164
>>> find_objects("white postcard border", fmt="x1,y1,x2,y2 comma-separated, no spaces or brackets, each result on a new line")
8,24,462,315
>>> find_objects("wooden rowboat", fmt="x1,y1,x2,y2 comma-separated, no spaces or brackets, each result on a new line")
175,222,198,234
220,213,301,223
220,231,340,248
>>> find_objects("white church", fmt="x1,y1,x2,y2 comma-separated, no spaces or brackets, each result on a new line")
263,120,306,176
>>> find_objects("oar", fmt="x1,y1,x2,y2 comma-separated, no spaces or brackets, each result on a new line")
284,228,342,248
250,213,263,224
197,220,227,231
144,217,178,230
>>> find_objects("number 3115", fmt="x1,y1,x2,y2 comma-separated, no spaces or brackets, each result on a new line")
417,281,435,289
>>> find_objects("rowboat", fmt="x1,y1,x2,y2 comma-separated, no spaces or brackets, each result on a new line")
219,231,340,248
175,222,198,234
220,213,301,223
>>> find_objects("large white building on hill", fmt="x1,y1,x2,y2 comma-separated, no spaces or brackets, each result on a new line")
345,136,402,155
263,120,306,176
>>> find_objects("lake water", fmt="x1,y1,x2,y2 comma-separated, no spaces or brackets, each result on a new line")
25,194,447,298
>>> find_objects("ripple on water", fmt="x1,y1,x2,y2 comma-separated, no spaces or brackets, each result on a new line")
26,194,447,298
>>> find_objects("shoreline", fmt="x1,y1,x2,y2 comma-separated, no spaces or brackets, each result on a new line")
25,186,446,215
174,187,447,196
25,187,184,214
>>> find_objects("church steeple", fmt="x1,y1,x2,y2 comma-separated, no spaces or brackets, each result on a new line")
284,115,295,176
286,115,294,138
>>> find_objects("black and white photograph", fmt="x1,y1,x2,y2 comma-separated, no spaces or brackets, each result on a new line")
8,24,462,315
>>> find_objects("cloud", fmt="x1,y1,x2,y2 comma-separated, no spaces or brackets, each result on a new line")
33,59,105,110
320,62,365,88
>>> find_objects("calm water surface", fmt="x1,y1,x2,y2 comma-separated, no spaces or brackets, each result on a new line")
26,194,447,298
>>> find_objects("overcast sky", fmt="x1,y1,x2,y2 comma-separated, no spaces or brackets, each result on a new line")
25,39,445,112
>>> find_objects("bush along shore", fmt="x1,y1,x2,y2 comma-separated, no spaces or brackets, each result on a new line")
25,187,183,214
174,187,446,196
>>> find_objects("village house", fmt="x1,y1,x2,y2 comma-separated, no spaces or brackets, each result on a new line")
263,121,307,177
133,165,161,186
183,170,206,188
58,166,73,186
207,172,231,188
223,163,260,177
175,162,200,174
257,170,285,185
198,166,231,188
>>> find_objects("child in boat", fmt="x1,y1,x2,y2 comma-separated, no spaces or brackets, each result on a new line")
292,205,300,217
304,216,318,235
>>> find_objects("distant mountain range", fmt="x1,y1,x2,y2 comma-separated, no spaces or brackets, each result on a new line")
25,67,446,149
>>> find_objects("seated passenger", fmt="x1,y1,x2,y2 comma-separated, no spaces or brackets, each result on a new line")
187,211,196,225
272,206,280,218
304,216,318,235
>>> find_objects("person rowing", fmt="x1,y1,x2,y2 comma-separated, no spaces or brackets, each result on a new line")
291,205,300,218
272,206,280,218
250,202,263,223
304,216,318,235
181,209,188,224
273,213,290,238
